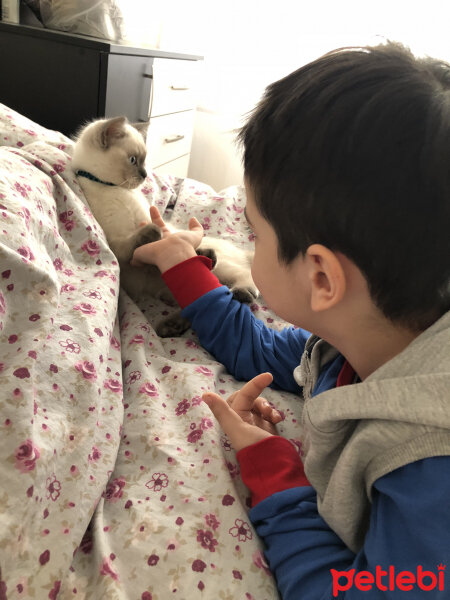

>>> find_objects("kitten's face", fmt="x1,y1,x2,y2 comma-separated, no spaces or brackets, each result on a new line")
73,117,148,189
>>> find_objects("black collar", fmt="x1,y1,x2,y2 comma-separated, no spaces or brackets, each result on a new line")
76,170,116,187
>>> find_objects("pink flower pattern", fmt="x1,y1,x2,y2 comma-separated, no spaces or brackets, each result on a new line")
0,107,289,598
253,550,272,576
175,398,190,416
104,379,123,394
139,382,158,397
126,370,141,384
100,557,119,580
187,428,203,443
229,519,253,542
75,360,97,381
14,439,40,473
46,474,61,501
73,302,96,315
53,257,63,270
103,477,126,502
195,366,214,377
81,240,101,256
204,513,220,531
192,559,207,572
59,338,81,353
83,289,102,300
59,210,76,231
196,529,218,552
145,472,169,492
17,246,35,261
89,446,102,461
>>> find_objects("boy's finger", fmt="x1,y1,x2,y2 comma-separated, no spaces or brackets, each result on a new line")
231,372,273,414
252,396,283,423
149,205,167,230
188,216,203,232
202,392,245,442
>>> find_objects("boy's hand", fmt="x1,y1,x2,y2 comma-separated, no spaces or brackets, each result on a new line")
131,205,203,273
202,372,283,452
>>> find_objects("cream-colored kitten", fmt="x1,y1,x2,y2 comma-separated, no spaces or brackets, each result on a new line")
72,117,258,336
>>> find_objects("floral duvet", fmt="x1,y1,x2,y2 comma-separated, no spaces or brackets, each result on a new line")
0,103,304,600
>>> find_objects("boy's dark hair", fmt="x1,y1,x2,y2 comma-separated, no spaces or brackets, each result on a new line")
239,42,450,331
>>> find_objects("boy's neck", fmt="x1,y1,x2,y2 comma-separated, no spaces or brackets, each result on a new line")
332,319,420,381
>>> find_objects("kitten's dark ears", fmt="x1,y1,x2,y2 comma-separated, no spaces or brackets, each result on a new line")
133,121,150,140
98,116,127,149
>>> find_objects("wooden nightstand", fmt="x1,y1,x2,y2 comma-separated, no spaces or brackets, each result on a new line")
0,22,202,177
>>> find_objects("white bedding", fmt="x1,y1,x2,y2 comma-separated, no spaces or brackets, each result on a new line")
0,103,304,599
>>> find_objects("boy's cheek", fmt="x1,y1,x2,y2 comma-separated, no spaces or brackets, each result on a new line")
251,248,272,288
250,260,263,292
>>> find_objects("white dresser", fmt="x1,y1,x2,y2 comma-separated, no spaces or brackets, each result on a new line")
0,23,202,178
147,58,199,177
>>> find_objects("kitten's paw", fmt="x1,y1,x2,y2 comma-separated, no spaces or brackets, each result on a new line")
156,311,191,337
196,247,217,268
231,285,259,304
134,223,162,248
157,287,178,306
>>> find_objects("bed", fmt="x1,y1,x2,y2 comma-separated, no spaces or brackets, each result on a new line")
0,103,304,599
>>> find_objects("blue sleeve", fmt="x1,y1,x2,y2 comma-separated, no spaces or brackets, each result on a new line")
182,286,310,393
249,456,450,599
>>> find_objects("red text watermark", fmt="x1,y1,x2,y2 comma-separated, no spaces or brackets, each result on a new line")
330,564,446,596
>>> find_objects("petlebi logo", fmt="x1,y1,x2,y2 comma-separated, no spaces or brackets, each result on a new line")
330,564,446,596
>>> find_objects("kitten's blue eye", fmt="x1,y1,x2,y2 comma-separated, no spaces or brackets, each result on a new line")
129,156,137,165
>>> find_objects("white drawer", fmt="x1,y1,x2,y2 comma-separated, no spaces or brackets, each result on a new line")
152,154,190,178
150,58,198,117
147,110,195,168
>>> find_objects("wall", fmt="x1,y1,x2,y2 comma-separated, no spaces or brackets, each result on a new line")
188,108,245,189
128,0,450,191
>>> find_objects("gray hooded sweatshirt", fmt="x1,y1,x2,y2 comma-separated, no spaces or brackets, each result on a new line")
293,309,450,553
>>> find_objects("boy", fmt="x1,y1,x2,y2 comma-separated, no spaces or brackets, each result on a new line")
132,42,450,598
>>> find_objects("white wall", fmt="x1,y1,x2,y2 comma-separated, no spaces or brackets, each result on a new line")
188,108,245,188
127,0,450,191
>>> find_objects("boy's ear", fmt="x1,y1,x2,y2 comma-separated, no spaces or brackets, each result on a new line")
306,244,346,312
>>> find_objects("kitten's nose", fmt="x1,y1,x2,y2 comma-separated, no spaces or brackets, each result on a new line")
139,168,147,179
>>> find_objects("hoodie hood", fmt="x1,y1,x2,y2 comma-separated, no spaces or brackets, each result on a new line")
294,310,450,552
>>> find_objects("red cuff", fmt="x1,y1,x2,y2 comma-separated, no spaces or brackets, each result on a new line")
161,255,222,309
237,436,310,506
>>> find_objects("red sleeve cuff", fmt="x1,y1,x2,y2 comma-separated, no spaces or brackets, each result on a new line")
161,255,222,309
237,436,310,506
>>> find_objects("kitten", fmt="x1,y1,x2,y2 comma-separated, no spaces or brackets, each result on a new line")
71,116,258,336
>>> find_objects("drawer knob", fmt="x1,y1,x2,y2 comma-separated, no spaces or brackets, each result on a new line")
170,85,190,91
164,134,185,144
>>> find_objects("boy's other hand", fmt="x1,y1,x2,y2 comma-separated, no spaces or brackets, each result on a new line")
130,205,204,273
202,372,282,452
